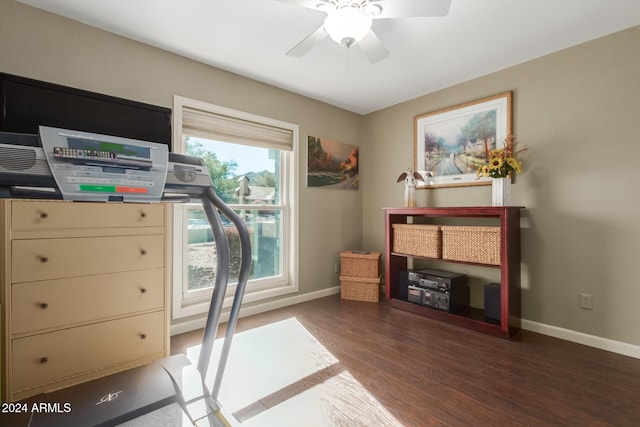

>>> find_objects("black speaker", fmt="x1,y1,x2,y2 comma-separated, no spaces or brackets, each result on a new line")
484,283,501,321
0,132,54,187
398,271,409,300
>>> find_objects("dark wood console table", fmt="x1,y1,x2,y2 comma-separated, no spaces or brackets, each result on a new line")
384,206,522,339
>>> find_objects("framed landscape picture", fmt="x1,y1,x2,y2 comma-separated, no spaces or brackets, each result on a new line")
414,92,512,188
307,136,359,190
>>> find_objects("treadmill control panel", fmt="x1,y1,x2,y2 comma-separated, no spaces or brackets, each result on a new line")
39,126,168,202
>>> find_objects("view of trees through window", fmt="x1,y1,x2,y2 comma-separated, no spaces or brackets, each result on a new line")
184,136,282,292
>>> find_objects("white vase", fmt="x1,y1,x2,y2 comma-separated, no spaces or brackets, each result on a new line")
492,177,511,206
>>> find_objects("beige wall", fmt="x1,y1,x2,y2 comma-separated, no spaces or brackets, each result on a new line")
0,0,363,309
362,26,640,346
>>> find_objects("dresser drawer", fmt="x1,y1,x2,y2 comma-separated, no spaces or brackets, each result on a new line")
11,234,164,283
12,311,165,393
11,268,165,334
11,200,164,231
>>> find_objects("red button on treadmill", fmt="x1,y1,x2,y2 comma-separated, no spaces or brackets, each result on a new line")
116,186,148,194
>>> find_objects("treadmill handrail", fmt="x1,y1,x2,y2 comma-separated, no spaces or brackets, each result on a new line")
204,187,253,401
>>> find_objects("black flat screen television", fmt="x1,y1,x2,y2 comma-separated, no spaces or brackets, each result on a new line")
0,72,172,149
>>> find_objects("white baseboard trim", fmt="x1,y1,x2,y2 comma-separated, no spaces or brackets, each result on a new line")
521,319,640,360
170,286,341,336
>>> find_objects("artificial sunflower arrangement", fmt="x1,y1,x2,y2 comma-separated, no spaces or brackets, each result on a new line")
477,135,526,179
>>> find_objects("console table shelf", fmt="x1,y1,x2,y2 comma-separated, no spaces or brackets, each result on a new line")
384,206,522,339
389,252,502,269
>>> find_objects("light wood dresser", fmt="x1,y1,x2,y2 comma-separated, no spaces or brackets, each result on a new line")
0,200,170,402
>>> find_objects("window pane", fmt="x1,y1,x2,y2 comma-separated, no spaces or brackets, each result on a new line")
248,209,282,279
183,135,283,294
186,207,282,292
186,206,215,291
185,136,280,205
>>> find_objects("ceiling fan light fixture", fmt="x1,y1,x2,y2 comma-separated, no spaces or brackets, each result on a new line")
324,7,373,48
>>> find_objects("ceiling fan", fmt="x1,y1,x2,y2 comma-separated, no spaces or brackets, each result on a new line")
274,0,452,63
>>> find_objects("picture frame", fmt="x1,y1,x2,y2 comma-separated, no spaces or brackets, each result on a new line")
414,91,512,188
307,135,359,190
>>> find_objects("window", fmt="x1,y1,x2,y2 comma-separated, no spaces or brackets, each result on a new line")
172,96,298,319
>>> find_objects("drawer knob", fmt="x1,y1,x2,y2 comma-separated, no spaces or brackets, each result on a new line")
39,212,49,219
140,211,147,219
39,302,49,309
140,287,147,294
140,333,147,340
39,357,48,364
140,249,147,256
39,256,49,263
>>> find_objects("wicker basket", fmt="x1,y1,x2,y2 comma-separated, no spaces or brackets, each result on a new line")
392,224,442,258
340,275,381,302
441,226,501,265
340,251,381,278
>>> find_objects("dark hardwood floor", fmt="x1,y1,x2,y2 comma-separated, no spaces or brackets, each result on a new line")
172,295,640,426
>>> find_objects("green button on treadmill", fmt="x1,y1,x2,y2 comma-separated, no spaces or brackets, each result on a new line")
79,184,116,193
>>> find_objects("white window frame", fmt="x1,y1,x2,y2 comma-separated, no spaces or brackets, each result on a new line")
171,95,299,320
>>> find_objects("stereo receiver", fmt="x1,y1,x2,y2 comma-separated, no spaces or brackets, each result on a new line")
403,268,469,313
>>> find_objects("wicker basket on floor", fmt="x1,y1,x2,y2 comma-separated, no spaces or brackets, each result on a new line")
340,251,381,278
340,275,381,302
441,226,501,265
392,224,441,258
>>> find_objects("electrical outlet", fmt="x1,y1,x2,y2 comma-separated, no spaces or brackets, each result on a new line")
334,263,339,274
580,293,593,310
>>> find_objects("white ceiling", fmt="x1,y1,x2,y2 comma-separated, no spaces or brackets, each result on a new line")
18,0,640,114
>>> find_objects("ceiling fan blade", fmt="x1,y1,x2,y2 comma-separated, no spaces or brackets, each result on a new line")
374,0,452,19
271,0,327,11
358,29,390,64
286,25,328,57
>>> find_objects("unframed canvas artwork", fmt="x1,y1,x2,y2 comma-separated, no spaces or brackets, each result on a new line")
307,136,359,190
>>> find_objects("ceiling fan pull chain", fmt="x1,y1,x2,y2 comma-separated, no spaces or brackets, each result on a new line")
346,47,350,70
347,45,355,71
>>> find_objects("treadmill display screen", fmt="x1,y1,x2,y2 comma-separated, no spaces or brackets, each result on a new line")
39,126,168,202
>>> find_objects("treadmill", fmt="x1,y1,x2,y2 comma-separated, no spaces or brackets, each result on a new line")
0,126,252,426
